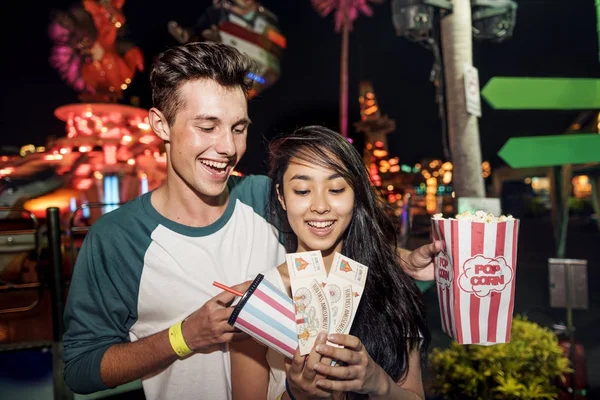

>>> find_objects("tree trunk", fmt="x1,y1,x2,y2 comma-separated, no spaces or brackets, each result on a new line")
440,0,485,197
340,14,349,138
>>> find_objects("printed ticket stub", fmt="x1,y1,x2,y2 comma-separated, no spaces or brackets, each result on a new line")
325,253,368,344
286,251,331,355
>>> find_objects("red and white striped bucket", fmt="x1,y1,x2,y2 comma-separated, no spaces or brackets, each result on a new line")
431,218,520,345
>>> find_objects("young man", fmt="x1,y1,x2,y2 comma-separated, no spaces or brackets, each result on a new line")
62,42,440,399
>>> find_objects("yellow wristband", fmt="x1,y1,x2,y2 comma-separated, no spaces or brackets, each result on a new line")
168,321,193,358
276,392,285,400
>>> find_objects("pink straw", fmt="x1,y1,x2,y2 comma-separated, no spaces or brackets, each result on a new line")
213,281,244,297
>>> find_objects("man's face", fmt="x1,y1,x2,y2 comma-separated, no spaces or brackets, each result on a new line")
164,79,249,202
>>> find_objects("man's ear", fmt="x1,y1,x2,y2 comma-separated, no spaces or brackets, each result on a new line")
276,184,286,210
148,107,170,142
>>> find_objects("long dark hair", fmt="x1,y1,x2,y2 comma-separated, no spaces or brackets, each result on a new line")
267,126,430,399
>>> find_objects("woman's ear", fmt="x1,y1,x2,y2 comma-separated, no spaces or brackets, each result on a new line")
276,184,286,211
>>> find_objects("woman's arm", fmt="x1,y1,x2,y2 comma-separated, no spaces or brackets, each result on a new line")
231,338,271,400
370,347,424,400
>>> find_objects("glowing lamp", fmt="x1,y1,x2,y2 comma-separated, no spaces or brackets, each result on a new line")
23,188,81,219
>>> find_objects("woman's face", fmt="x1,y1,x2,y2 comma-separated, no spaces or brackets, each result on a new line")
278,157,354,258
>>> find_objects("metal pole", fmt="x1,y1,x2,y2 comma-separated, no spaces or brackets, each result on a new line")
552,166,570,259
557,167,570,259
47,207,65,341
339,11,349,138
591,177,600,232
564,263,576,400
46,207,73,400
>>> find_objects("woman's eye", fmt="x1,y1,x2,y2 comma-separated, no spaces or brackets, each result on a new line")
330,188,345,194
293,190,309,196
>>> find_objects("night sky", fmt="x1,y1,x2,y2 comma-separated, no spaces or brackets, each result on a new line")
0,0,598,175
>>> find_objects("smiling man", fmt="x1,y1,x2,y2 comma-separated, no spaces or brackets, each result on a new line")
62,42,439,400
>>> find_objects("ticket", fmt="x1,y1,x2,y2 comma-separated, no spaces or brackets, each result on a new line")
286,251,331,355
325,253,368,343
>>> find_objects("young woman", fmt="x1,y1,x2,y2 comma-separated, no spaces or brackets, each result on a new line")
231,126,430,400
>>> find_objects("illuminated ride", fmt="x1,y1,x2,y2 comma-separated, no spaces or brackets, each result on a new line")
168,0,286,98
1,0,155,221
0,104,166,221
48,0,144,102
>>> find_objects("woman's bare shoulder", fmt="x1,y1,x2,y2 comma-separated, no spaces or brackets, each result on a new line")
276,263,292,296
277,262,288,278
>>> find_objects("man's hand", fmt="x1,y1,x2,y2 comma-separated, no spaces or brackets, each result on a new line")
400,241,444,281
182,280,252,353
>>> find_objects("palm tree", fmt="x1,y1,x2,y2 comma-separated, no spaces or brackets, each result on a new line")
440,0,485,197
312,0,383,138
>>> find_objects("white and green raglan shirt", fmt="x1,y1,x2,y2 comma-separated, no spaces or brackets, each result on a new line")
63,174,286,400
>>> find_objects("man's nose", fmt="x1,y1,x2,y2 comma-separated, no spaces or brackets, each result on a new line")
215,131,236,156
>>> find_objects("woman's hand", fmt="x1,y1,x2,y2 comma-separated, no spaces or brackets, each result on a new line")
312,334,390,396
286,332,333,399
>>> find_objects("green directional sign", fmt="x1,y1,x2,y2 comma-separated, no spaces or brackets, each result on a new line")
481,77,600,110
498,134,600,168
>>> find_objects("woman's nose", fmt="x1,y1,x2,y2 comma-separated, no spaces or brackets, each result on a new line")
310,193,330,214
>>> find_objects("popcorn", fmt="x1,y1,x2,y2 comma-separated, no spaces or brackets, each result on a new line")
432,211,514,223
430,211,520,345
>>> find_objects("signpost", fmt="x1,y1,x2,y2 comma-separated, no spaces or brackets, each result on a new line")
481,77,600,110
549,258,589,400
497,134,600,168
489,74,599,400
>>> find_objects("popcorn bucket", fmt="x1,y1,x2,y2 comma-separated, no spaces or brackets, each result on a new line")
431,216,520,345
228,274,297,358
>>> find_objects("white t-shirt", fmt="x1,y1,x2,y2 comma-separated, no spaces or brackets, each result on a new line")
63,175,286,400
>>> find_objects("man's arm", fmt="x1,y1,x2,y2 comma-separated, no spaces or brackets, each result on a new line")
63,228,249,393
63,228,137,393
99,290,248,388
397,241,444,281
99,329,176,388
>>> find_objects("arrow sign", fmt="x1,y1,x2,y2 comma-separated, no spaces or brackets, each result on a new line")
481,77,600,109
498,134,600,168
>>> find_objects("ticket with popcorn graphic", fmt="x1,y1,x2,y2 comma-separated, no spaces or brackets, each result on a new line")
286,251,330,355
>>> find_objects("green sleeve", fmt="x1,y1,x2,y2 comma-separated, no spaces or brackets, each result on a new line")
62,227,141,394
231,175,286,246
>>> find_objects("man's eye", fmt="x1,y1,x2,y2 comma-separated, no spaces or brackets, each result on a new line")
199,127,214,133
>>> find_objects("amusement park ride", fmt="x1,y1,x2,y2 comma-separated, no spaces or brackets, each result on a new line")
168,0,286,98
0,0,285,222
